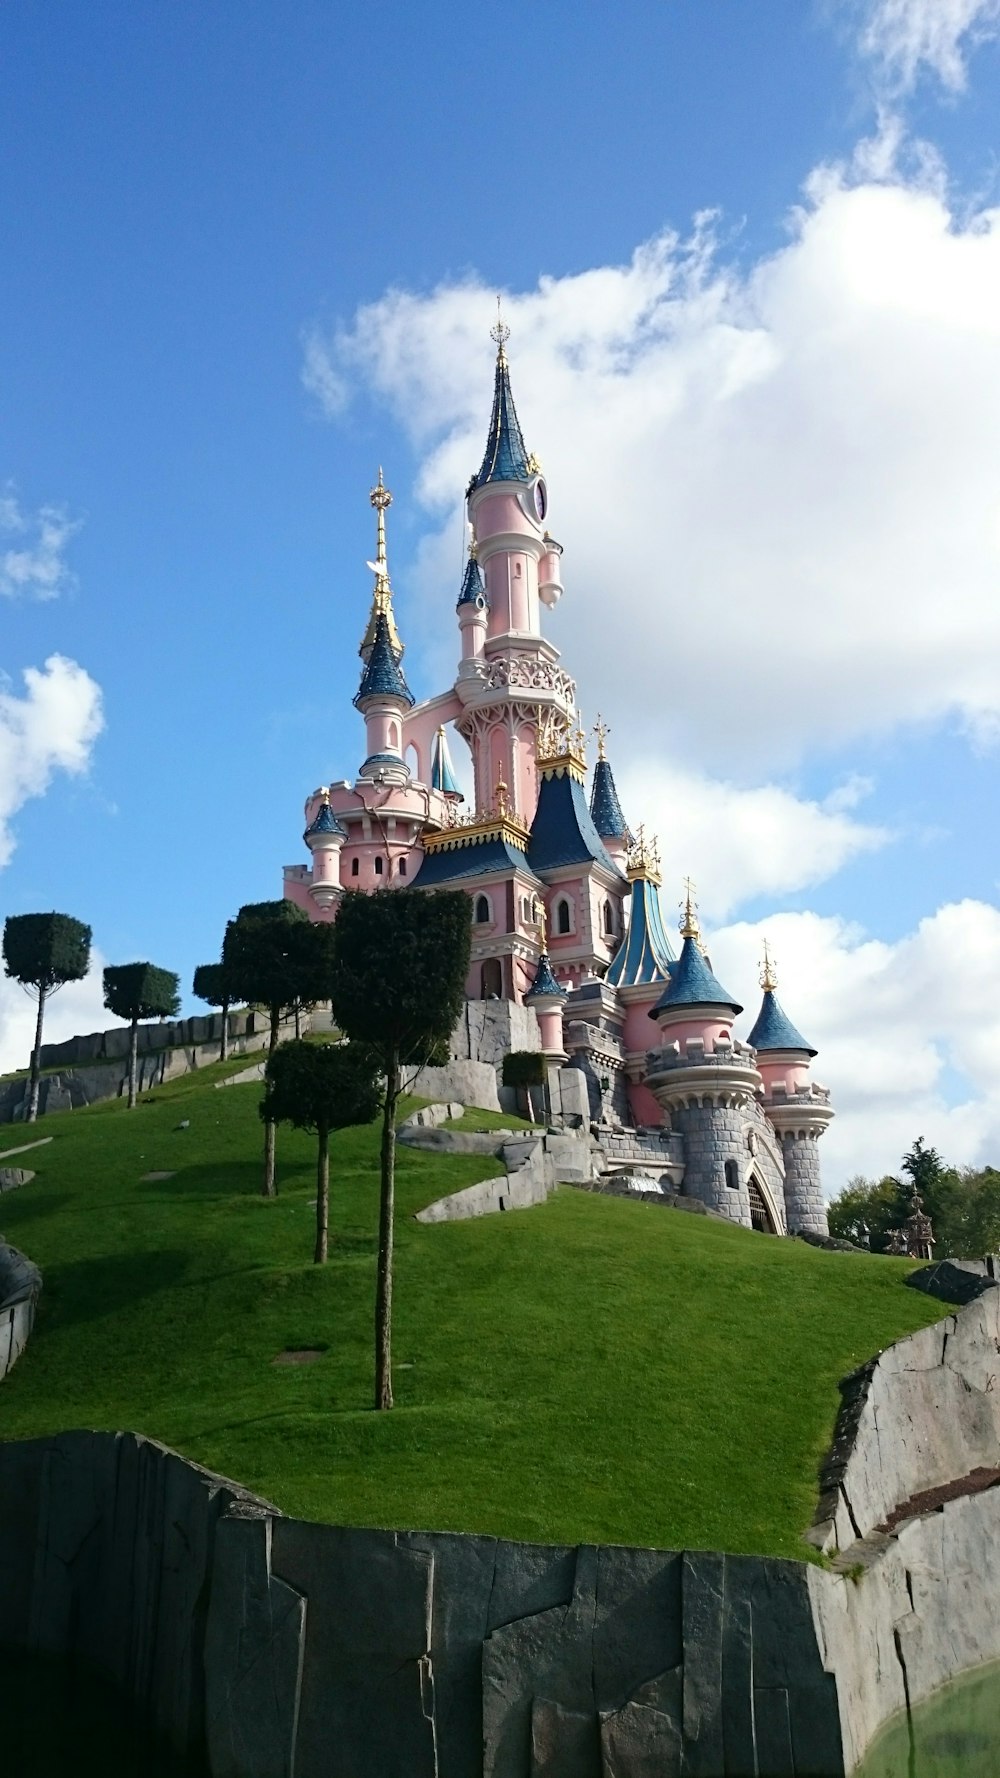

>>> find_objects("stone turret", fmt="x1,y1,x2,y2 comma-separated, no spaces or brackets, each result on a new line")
747,947,832,1237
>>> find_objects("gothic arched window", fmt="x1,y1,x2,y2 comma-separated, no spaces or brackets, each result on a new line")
475,895,490,924
374,855,384,876
556,898,572,935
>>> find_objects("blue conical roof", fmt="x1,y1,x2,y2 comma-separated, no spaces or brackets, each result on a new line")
304,800,346,841
471,349,532,488
590,757,629,842
525,950,566,1001
431,728,462,798
457,552,488,608
354,611,414,709
652,935,742,1018
606,875,675,988
747,989,816,1057
528,767,624,878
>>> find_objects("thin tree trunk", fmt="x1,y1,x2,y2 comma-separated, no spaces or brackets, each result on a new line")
262,1005,280,1197
294,1000,302,1040
26,986,47,1124
127,1016,139,1109
375,1046,399,1410
219,998,229,1063
314,1126,329,1264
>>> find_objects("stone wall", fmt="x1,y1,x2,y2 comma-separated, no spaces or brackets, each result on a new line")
0,1241,41,1380
781,1129,829,1237
37,1010,266,1071
668,1099,757,1227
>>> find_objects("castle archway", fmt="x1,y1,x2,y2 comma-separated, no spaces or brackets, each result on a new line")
747,1172,779,1235
480,958,503,999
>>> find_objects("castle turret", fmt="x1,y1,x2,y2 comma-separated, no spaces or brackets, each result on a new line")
456,545,489,680
606,826,675,1125
644,885,784,1231
748,946,832,1237
303,790,347,911
524,905,568,1061
353,475,414,785
430,725,463,801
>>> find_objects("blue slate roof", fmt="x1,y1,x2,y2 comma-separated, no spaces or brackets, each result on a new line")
747,989,816,1057
589,756,629,841
606,875,676,988
651,935,742,1018
457,553,488,608
304,801,346,841
528,769,624,878
471,353,532,488
353,612,414,709
431,728,462,798
525,950,566,1001
410,833,543,888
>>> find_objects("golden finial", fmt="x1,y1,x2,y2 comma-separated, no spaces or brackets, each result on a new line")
319,785,330,803
680,877,700,941
532,893,548,948
625,823,662,884
490,295,510,363
494,767,510,818
593,714,609,761
361,468,402,659
760,941,778,993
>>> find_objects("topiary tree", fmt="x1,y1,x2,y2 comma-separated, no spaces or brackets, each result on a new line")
222,901,335,1196
192,960,236,1061
2,912,92,1122
102,962,181,1109
261,1039,383,1262
330,889,471,1410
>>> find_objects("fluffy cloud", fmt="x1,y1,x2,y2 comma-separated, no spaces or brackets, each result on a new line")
0,948,108,1076
853,0,1000,92
0,655,104,868
0,488,81,601
306,151,1000,780
709,900,1000,1189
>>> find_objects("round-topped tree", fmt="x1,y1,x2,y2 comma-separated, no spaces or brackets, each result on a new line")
748,947,832,1237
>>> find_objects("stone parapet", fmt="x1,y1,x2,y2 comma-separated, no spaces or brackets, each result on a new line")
644,1034,763,1113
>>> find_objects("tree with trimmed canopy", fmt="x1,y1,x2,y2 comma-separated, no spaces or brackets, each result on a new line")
2,912,92,1122
102,962,181,1110
330,888,471,1410
192,959,236,1061
222,900,336,1197
261,1039,383,1262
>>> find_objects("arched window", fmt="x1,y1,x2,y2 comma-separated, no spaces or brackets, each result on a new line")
374,855,384,876
481,958,503,998
603,899,613,935
556,898,571,935
398,858,407,878
724,1159,740,1191
388,721,399,748
475,895,490,925
351,857,359,878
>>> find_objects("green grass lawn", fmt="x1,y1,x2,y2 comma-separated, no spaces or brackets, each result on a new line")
0,1064,944,1558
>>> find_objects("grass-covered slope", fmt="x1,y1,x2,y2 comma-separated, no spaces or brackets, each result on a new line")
0,1064,944,1558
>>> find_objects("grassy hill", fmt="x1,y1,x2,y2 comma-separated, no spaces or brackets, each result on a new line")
0,1062,944,1559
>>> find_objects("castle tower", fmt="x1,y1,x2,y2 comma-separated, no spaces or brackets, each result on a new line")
645,886,784,1231
455,319,575,823
303,791,347,912
605,826,675,1125
748,947,833,1237
589,718,631,872
524,903,568,1062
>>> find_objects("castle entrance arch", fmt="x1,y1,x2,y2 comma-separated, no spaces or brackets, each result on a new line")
480,958,503,999
747,1173,779,1235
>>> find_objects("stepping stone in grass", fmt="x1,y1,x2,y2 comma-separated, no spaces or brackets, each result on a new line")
140,1170,176,1182
272,1348,327,1365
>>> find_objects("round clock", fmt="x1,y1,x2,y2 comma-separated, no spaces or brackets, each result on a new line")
533,478,547,522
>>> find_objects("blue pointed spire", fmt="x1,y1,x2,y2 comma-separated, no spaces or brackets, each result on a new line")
431,727,462,798
606,875,675,988
747,989,817,1058
304,797,346,842
457,550,488,609
652,935,742,1018
354,611,414,709
590,757,629,842
471,334,532,488
525,950,566,1001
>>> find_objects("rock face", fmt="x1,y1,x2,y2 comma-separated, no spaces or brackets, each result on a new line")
0,1242,41,1379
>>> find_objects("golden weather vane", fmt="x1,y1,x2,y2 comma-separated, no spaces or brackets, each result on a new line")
593,714,610,760
760,940,778,993
680,876,701,941
490,294,510,361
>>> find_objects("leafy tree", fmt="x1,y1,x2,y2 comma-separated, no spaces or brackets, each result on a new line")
330,889,471,1410
827,1175,902,1250
192,960,236,1061
102,962,181,1109
2,913,92,1123
261,1039,382,1262
222,900,334,1196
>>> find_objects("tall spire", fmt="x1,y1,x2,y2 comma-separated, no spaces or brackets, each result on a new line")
747,945,817,1056
470,307,533,489
360,468,403,661
589,715,630,844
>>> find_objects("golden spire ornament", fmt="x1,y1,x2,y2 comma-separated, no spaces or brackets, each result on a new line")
760,941,778,993
360,467,402,659
680,877,701,941
494,767,510,819
490,295,510,364
593,714,609,761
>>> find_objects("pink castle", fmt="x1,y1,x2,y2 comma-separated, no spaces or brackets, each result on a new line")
283,323,833,1238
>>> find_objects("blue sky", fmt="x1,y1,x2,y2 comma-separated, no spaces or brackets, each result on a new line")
3,0,1000,1185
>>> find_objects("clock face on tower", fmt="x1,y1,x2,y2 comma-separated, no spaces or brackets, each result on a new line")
533,478,547,522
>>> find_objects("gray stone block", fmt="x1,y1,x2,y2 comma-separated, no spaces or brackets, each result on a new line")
0,1167,34,1191
205,1509,306,1778
680,1552,724,1776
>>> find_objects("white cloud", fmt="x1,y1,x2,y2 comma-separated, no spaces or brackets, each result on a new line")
616,760,889,922
0,948,108,1076
304,154,1000,783
0,655,104,868
708,900,1000,1190
853,0,1000,93
0,487,81,601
